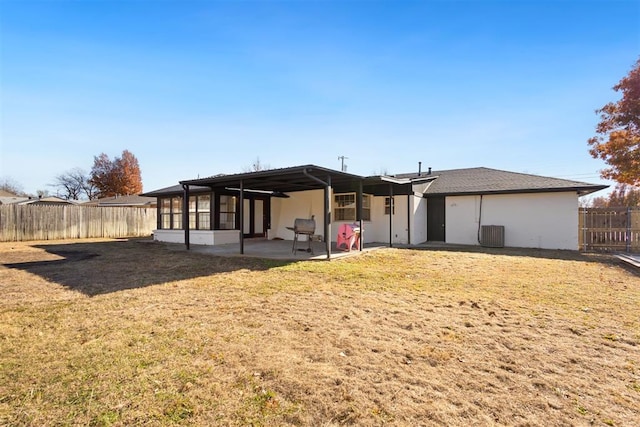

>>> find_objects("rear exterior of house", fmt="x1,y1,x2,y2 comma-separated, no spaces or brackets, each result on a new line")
410,167,602,250
143,166,606,251
432,192,579,250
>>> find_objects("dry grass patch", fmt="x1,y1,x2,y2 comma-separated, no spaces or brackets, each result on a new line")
1,238,639,426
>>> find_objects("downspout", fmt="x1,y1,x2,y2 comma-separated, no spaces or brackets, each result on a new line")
476,194,483,244
302,168,331,259
182,184,190,250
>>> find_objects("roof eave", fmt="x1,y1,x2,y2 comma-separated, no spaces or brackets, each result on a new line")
423,185,609,197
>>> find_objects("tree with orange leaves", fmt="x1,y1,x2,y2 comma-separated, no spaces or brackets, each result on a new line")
588,58,640,185
90,150,143,197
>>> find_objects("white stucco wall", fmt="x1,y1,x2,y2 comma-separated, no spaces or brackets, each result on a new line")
153,229,184,244
367,195,409,244
153,229,240,245
269,189,326,240
270,192,425,245
445,192,579,250
412,195,428,244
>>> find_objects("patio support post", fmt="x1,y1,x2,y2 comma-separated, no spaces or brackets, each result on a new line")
357,180,363,251
407,185,411,245
325,175,331,259
182,184,190,250
239,179,244,254
302,168,332,259
389,183,394,248
156,198,161,230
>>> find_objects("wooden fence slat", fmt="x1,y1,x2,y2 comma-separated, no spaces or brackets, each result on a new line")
0,205,156,242
579,207,640,253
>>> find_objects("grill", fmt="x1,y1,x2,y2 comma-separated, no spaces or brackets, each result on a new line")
288,216,316,253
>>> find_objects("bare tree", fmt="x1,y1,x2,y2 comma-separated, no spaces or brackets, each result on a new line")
587,183,640,208
371,167,390,176
80,177,99,200
243,157,271,172
52,168,96,200
0,177,25,195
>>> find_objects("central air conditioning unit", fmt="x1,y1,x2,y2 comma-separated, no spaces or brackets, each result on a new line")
480,225,505,248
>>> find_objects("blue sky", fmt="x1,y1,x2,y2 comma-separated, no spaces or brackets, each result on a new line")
1,0,638,196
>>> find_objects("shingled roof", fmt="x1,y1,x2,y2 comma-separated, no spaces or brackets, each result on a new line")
141,184,211,197
82,194,157,207
394,167,607,196
142,166,608,198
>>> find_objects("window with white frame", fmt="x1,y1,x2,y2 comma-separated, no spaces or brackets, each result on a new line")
188,194,211,230
159,196,183,229
333,193,371,221
219,195,237,229
384,197,395,215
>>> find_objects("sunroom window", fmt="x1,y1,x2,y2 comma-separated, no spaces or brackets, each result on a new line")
188,194,211,230
219,195,237,229
159,196,183,229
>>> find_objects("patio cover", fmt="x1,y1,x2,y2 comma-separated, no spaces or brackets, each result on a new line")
179,165,423,258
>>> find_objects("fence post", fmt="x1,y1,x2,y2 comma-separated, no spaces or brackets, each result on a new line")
582,208,587,252
626,207,631,253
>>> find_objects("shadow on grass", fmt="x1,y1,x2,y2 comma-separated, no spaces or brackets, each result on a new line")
3,238,294,297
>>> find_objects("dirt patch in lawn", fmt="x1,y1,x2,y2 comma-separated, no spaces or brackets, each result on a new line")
1,238,639,426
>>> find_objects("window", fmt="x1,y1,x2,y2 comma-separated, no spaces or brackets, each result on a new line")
188,194,211,230
384,197,395,215
171,197,182,229
197,195,211,229
159,194,211,230
333,193,371,221
219,195,237,229
159,196,183,229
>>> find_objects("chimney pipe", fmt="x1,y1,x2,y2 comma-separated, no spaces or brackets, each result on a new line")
418,161,422,176
428,167,432,175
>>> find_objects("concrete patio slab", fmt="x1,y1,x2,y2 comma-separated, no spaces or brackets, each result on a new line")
175,238,387,260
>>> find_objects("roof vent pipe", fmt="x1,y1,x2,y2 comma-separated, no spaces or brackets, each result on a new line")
418,161,422,176
428,167,432,175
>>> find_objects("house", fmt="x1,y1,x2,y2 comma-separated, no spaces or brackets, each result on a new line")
141,164,607,256
81,194,157,208
0,189,29,205
0,194,76,206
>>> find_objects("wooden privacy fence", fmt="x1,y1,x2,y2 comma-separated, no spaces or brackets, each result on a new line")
0,205,157,242
579,207,640,253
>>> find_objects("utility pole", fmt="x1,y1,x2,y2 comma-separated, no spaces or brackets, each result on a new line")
338,155,348,172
